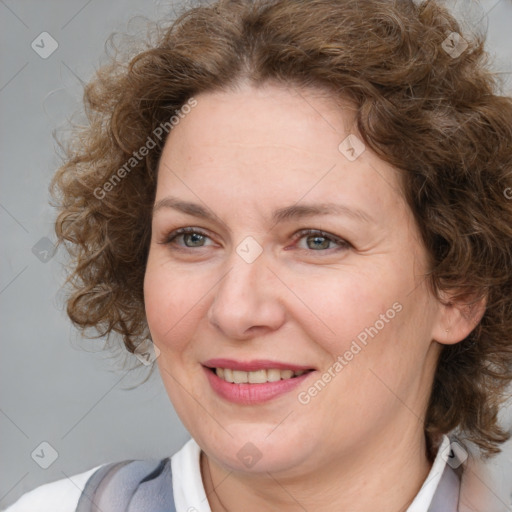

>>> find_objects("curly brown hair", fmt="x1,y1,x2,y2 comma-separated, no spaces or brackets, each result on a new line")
50,0,512,458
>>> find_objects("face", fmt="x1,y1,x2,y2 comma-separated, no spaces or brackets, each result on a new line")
143,83,445,476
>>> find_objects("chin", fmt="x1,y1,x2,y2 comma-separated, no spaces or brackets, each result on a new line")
200,426,317,474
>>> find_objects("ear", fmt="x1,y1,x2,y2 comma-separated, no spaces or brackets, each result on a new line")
431,290,487,345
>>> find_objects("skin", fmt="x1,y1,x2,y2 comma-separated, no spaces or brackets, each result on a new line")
143,83,481,512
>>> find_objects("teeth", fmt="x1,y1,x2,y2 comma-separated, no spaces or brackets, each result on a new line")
266,369,281,382
248,369,267,383
280,370,294,379
233,370,248,384
214,368,309,383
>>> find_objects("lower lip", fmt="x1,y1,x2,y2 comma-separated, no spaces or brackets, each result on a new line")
203,366,314,404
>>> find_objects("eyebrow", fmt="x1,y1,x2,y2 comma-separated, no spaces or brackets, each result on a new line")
152,197,374,225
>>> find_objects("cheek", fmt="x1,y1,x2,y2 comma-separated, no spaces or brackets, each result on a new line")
143,261,197,351
144,255,221,358
291,264,409,357
143,264,167,335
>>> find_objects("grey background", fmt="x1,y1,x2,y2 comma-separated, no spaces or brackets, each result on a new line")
0,0,511,509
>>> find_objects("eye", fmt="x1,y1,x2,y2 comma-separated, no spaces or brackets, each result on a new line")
158,227,213,249
158,227,351,253
292,229,350,252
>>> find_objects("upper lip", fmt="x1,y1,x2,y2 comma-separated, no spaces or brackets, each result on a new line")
202,358,315,372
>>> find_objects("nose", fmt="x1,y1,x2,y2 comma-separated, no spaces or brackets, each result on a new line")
207,250,287,340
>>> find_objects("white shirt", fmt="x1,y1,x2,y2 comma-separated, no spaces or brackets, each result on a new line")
2,435,508,511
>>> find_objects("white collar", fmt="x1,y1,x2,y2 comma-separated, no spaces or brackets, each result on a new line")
406,434,453,511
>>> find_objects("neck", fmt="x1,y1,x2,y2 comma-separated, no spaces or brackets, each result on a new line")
200,426,432,512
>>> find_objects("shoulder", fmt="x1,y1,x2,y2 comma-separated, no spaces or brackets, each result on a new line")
2,465,104,512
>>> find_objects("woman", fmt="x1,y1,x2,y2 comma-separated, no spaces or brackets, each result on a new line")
5,0,512,510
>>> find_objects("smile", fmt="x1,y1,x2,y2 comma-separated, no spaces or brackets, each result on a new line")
202,361,316,404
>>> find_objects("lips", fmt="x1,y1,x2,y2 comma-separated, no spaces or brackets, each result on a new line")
202,358,316,404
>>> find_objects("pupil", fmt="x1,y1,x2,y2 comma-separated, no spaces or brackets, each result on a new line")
186,233,203,247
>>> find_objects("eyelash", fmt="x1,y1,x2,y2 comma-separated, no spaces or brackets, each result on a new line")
158,227,351,253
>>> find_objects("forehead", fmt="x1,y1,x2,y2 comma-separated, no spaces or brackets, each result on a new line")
156,83,406,225
165,84,358,161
